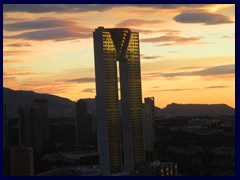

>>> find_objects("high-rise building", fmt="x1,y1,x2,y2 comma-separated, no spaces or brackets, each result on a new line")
143,97,155,152
94,27,144,175
10,146,34,176
75,99,95,147
34,98,49,145
18,104,42,153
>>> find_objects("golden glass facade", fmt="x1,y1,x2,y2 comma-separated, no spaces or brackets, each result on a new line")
94,27,144,175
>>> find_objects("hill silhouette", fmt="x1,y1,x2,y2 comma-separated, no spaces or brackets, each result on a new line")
3,87,234,118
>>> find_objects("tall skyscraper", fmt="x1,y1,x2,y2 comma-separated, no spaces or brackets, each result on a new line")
143,97,155,152
94,27,144,175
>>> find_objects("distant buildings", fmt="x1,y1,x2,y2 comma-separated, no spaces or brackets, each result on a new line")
18,98,49,153
75,99,96,147
19,104,42,153
94,27,144,175
3,103,10,176
34,98,49,146
10,146,34,176
143,97,155,152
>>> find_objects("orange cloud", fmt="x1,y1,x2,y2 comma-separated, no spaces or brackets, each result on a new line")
142,35,201,45
115,19,164,28
3,51,32,56
3,59,26,63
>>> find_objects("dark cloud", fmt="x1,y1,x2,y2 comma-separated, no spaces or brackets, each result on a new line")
116,19,164,27
176,66,204,70
65,77,95,83
144,64,235,78
174,12,234,25
142,35,201,45
150,88,198,92
4,18,77,31
4,28,92,41
141,55,161,60
3,4,115,13
3,4,210,13
6,42,31,47
157,43,174,46
205,85,231,89
82,88,95,93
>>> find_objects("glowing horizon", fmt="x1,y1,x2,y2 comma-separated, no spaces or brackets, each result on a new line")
3,4,235,108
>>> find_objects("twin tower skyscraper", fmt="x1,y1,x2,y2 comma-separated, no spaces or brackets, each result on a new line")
94,27,144,175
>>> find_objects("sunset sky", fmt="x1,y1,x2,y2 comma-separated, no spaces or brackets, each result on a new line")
3,4,235,108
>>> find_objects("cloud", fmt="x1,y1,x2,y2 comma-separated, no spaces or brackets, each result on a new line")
3,4,212,13
158,29,180,35
176,66,205,70
4,28,92,41
131,28,158,34
65,77,95,83
149,88,198,92
82,88,95,93
141,55,161,60
157,43,174,46
3,67,30,76
141,35,201,45
222,35,235,39
3,4,115,13
4,18,78,31
6,42,31,47
144,64,235,78
3,51,32,56
174,12,234,25
115,19,164,28
3,59,26,63
205,85,231,89
4,17,93,41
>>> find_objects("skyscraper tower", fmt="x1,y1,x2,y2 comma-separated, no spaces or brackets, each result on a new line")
143,97,155,152
94,27,144,175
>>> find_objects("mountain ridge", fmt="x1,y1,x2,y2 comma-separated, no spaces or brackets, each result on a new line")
3,87,234,118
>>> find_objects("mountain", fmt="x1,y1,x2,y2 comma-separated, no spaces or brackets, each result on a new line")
3,87,75,118
156,103,235,116
3,87,234,118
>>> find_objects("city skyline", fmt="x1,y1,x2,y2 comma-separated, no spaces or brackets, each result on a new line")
3,4,235,108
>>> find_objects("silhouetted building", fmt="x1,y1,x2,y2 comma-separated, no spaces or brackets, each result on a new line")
143,97,155,152
10,146,34,176
34,98,49,147
3,103,10,176
18,104,42,153
94,27,144,175
75,99,96,147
